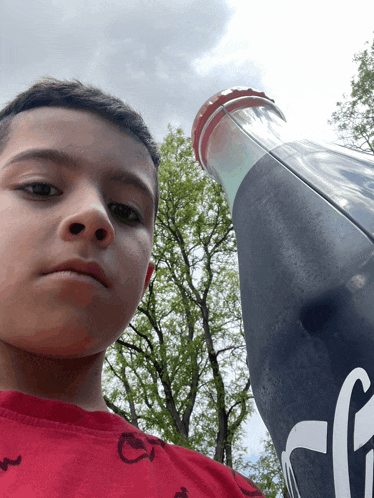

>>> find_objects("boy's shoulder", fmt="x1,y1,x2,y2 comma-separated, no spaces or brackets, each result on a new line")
133,432,265,497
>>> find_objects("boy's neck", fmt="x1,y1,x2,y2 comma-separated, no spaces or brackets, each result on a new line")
0,340,110,413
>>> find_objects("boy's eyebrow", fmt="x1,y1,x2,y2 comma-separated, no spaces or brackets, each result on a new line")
4,147,155,204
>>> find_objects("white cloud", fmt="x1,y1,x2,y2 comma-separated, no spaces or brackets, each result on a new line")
192,0,374,144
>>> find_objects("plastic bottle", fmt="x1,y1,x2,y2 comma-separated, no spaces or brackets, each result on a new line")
191,87,374,498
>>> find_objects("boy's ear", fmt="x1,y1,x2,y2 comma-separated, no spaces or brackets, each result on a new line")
142,260,155,298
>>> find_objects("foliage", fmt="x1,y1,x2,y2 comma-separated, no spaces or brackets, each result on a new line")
102,125,254,475
328,35,374,154
247,432,289,498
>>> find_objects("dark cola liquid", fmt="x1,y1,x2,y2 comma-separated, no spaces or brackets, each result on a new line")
232,140,374,498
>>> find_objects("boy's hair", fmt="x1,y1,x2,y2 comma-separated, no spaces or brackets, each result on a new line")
0,76,160,217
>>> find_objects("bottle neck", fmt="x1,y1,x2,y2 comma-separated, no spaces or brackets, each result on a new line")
226,103,290,153
204,102,292,214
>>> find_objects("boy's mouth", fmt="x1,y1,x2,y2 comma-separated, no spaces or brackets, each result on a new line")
42,259,109,288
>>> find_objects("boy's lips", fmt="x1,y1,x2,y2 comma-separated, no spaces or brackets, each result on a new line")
42,259,110,288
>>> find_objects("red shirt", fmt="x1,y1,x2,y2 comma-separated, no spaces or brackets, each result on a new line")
0,391,264,497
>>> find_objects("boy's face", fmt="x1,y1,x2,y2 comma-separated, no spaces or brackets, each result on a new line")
0,107,156,358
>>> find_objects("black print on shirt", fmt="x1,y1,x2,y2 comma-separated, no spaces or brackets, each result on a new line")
118,433,192,496
0,455,21,472
117,432,166,465
174,487,188,497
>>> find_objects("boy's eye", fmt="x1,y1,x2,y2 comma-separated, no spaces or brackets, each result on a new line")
19,182,59,197
17,182,142,224
108,202,141,224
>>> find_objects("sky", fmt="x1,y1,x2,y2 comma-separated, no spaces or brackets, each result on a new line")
1,0,374,459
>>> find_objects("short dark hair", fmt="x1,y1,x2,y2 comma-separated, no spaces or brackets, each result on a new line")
0,76,160,217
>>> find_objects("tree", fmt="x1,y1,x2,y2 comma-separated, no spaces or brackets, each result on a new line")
328,35,374,154
246,432,290,498
102,126,255,475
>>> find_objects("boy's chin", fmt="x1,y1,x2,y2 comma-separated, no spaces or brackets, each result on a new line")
2,329,112,360
0,308,130,359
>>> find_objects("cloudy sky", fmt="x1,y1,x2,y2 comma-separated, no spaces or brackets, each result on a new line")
1,0,374,459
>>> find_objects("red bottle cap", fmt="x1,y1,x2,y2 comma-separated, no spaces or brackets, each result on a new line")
191,86,276,172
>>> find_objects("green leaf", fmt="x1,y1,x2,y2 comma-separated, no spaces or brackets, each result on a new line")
328,35,374,155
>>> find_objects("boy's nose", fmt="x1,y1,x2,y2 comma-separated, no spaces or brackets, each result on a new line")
56,196,115,248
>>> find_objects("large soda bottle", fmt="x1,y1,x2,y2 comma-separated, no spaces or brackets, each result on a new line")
191,87,374,498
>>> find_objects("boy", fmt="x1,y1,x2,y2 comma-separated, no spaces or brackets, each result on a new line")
0,77,264,497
